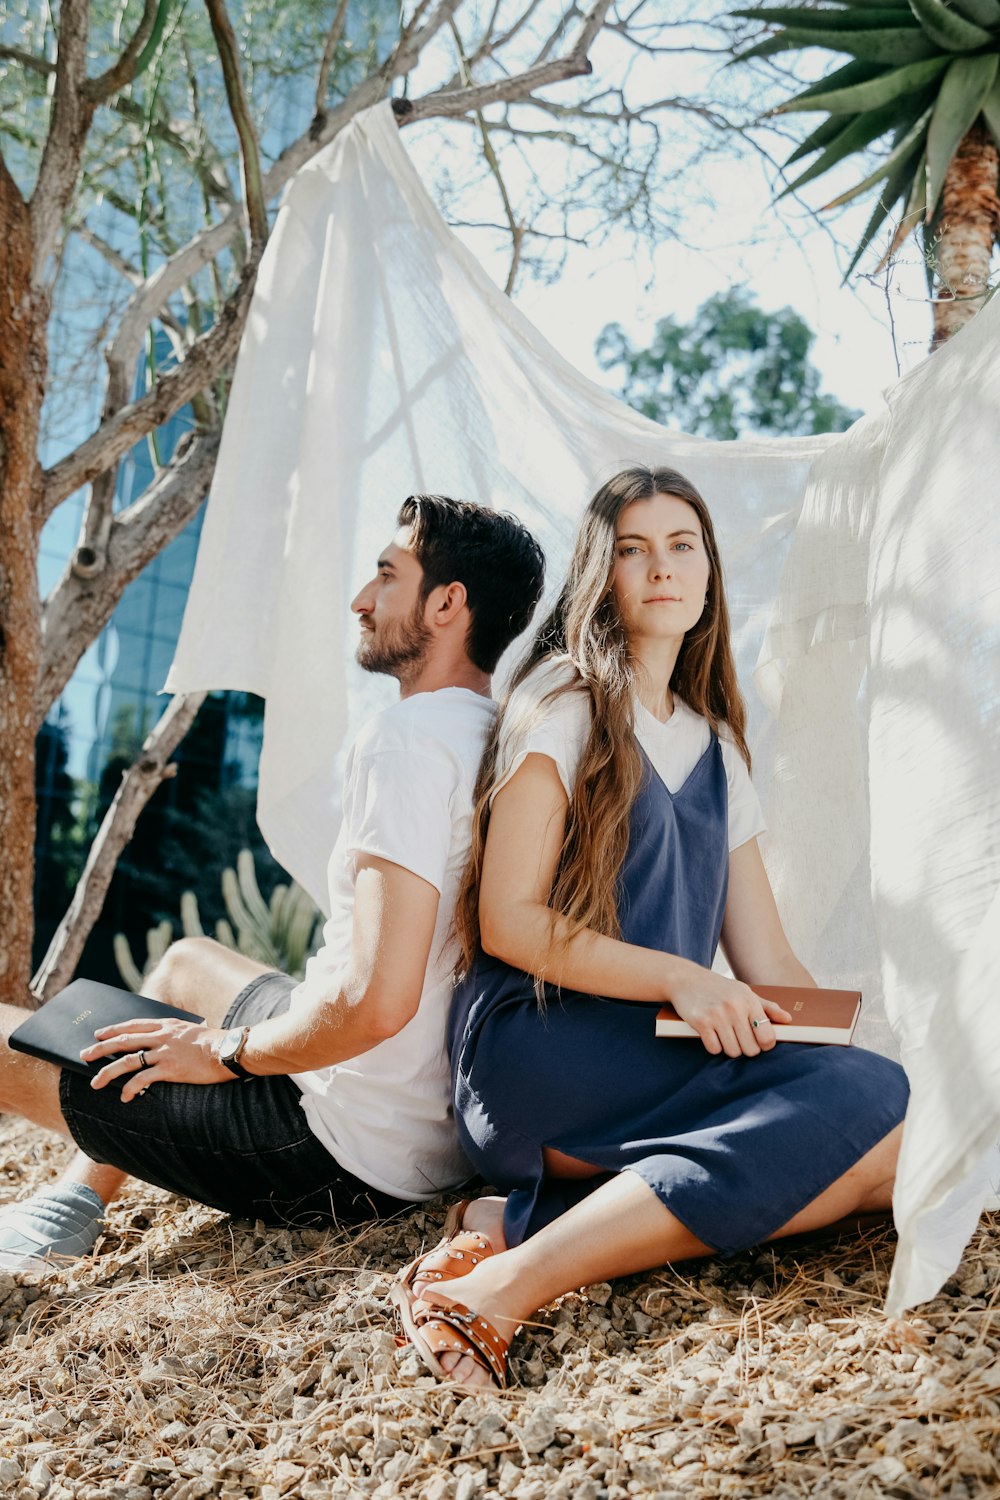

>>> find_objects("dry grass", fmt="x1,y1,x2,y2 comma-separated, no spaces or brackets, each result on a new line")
0,1118,998,1500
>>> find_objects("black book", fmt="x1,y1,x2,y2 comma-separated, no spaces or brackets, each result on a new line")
9,978,203,1076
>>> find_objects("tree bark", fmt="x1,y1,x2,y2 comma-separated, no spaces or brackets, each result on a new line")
931,120,1000,351
0,159,47,1005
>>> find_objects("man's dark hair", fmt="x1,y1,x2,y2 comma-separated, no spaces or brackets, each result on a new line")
396,494,545,674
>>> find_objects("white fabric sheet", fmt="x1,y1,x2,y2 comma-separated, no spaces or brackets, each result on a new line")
166,101,1000,1313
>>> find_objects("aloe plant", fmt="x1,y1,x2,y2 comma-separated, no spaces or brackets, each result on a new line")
733,0,1000,346
115,849,323,990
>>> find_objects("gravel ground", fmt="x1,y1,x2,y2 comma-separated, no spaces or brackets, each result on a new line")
0,1117,998,1500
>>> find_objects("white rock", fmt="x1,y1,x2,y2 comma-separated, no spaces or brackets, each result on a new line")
497,1460,522,1494
27,1457,54,1495
864,1457,907,1484
513,1404,559,1455
33,1410,67,1436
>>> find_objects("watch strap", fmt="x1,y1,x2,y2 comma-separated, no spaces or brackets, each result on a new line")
221,1025,256,1081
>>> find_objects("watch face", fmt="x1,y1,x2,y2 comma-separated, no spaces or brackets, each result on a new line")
220,1028,242,1061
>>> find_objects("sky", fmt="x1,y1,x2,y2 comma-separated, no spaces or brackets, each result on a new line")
403,6,940,426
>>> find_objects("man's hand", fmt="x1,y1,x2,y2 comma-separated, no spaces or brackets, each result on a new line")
80,1019,234,1102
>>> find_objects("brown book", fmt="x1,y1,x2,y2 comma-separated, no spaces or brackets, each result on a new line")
655,984,861,1046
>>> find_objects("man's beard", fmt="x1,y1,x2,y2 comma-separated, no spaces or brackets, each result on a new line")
356,602,432,680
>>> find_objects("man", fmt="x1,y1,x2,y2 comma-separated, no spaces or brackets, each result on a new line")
0,494,545,1270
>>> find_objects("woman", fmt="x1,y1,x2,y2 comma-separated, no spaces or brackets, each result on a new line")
394,465,908,1391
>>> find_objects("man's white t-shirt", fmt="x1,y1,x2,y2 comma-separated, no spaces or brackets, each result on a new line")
494,657,765,851
289,688,494,1201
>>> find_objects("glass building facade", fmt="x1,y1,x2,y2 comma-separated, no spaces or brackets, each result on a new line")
34,407,274,986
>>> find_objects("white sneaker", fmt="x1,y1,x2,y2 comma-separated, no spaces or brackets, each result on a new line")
0,1184,105,1272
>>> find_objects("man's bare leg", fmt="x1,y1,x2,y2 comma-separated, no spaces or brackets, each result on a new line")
412,1123,903,1389
0,940,276,1266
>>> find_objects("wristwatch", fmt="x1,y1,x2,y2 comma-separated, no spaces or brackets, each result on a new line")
218,1025,257,1081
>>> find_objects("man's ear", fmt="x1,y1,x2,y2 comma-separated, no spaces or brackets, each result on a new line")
427,580,468,626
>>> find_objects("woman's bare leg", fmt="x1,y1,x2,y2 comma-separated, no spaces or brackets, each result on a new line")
415,1123,903,1389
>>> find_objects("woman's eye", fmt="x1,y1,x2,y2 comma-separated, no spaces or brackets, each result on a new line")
617,545,641,556
673,542,692,552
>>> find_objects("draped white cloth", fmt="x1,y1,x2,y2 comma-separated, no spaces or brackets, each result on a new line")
166,101,999,1314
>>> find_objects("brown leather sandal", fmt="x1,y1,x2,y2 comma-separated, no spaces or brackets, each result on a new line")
392,1199,495,1346
409,1294,511,1390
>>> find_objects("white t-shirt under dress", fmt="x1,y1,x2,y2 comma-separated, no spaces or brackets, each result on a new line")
493,656,765,850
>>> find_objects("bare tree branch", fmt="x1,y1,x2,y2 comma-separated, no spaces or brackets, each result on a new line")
469,0,547,68
530,2,580,68
395,0,466,71
400,0,616,121
84,0,162,104
74,224,143,285
204,0,269,249
30,0,93,287
112,96,237,210
38,430,221,720
0,45,55,80
41,249,257,515
315,0,353,119
448,19,525,294
31,691,208,1003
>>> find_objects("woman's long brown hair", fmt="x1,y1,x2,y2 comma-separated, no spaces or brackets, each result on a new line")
454,465,750,982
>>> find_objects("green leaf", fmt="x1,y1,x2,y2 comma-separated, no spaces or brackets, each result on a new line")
981,76,1000,144
822,0,921,8
778,100,913,196
133,0,172,79
733,7,917,29
731,32,804,61
765,24,937,61
822,107,931,206
927,53,1000,212
777,54,949,110
949,0,1000,26
792,58,887,97
906,0,994,50
842,147,924,276
786,114,858,163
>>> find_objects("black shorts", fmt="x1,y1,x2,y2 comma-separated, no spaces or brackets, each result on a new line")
59,972,415,1228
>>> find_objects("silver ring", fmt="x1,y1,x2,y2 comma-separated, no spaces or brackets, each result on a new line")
751,1019,763,1031
136,1050,149,1069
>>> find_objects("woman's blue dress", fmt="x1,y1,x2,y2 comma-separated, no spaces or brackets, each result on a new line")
449,735,909,1251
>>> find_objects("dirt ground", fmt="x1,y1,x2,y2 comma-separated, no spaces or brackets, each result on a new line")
0,1117,998,1500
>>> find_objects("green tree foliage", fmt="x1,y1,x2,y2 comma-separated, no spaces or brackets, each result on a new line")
596,290,860,439
731,0,1000,280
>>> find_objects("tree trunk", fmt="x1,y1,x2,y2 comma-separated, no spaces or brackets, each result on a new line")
0,162,46,1007
931,120,1000,351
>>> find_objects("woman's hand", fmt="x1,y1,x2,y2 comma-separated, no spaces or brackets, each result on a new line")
668,969,793,1058
80,1019,234,1102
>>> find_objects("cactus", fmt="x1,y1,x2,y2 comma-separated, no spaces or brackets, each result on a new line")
114,851,323,991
